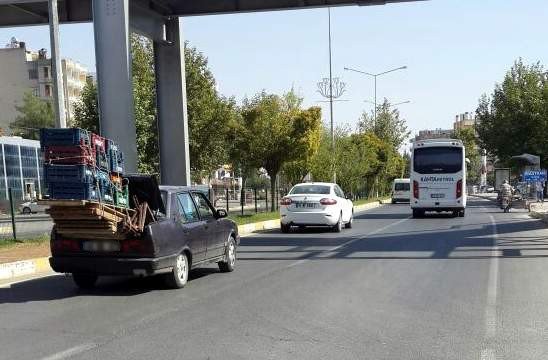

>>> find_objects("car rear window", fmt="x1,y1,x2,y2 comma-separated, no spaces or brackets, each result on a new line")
395,183,410,191
289,185,331,195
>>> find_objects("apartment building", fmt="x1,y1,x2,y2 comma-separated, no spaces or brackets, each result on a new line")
0,38,88,131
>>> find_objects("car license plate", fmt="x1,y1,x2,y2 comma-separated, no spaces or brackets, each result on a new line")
83,240,120,252
295,202,317,209
431,193,445,199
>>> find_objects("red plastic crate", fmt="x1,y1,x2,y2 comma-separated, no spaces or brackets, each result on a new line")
91,133,106,153
44,145,96,166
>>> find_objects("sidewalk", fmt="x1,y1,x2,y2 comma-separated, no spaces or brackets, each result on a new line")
0,199,388,283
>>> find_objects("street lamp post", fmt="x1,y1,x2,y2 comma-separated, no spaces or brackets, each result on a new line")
364,100,410,107
344,65,407,127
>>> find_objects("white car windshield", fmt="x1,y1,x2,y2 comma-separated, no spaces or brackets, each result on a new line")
289,185,331,195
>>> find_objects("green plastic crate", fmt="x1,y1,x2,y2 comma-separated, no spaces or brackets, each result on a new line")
114,185,129,208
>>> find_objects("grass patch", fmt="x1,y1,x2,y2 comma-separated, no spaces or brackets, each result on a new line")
229,211,279,226
0,233,50,249
353,197,389,206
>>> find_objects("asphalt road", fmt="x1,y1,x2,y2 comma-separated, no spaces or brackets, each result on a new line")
2,198,548,360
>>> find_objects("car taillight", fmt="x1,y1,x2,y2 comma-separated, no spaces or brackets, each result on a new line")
121,239,152,254
413,181,419,199
456,179,462,198
280,197,292,206
320,198,337,205
52,238,80,252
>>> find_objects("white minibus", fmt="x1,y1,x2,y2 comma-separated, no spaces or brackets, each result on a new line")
392,178,411,203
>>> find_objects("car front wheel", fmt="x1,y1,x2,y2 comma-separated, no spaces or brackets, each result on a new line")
218,237,236,273
22,207,31,215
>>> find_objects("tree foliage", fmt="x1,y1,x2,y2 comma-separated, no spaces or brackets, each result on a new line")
72,78,99,133
476,58,548,165
238,91,322,210
358,99,410,150
10,92,54,139
454,127,480,184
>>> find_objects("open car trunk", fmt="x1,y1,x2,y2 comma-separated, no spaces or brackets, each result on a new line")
125,174,165,215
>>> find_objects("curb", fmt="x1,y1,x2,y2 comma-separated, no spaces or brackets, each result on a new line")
0,257,50,281
0,200,388,283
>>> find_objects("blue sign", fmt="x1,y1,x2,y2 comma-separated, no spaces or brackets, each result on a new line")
523,169,547,182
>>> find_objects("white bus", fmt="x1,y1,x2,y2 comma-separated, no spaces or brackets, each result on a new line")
410,139,466,218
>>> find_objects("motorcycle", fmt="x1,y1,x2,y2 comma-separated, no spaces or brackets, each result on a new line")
501,195,512,213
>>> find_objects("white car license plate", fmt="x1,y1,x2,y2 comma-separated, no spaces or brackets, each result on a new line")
83,240,120,252
430,193,445,199
295,202,317,209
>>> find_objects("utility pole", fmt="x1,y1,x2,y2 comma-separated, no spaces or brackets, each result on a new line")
317,8,346,183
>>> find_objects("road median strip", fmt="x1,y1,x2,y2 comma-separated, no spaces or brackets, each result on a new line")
0,199,388,283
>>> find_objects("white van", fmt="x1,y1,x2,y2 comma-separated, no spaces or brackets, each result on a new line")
410,139,467,218
391,178,410,203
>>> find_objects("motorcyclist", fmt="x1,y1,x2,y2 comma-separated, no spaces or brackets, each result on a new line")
500,179,513,211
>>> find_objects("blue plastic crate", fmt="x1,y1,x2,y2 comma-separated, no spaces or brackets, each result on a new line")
44,164,95,184
96,170,114,203
48,182,99,201
109,150,124,173
40,128,90,149
96,150,109,170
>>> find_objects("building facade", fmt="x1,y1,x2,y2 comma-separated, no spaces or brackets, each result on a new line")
0,38,88,131
453,112,476,131
414,128,454,142
0,136,43,201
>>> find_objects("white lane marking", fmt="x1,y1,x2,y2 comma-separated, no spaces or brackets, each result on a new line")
286,215,411,268
40,343,97,360
481,215,500,359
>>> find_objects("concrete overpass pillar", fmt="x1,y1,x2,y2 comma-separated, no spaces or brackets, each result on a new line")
154,18,191,186
48,0,66,128
92,0,137,172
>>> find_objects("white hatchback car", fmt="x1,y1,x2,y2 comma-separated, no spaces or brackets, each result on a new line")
280,182,354,233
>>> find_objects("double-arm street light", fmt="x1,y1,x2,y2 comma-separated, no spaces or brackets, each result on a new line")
363,99,410,107
344,65,407,126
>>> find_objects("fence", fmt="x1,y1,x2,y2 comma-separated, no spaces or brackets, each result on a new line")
209,187,286,216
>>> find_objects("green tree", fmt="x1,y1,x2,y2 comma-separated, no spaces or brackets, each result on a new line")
476,58,547,164
10,92,54,139
131,34,159,175
72,78,99,133
185,43,235,182
240,91,322,211
358,99,410,150
454,127,481,184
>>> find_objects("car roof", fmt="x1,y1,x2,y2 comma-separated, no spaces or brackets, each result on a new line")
394,178,410,183
292,182,335,187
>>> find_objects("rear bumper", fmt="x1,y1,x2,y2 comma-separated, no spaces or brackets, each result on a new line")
392,197,410,202
49,254,177,276
280,211,338,226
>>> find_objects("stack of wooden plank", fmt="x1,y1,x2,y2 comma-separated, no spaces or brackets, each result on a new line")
41,200,143,240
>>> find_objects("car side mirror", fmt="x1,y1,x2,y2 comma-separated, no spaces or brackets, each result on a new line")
216,209,228,218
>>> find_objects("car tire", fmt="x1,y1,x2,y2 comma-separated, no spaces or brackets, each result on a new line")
459,210,465,217
391,199,396,204
218,237,237,273
72,273,98,289
164,252,189,289
22,207,31,215
281,223,291,233
345,212,353,229
412,209,424,218
333,213,343,232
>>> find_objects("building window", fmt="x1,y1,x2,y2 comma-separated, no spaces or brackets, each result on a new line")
32,88,39,97
43,66,49,78
45,85,52,97
28,69,38,79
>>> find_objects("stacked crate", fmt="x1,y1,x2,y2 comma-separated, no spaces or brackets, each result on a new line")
106,139,128,208
40,128,128,208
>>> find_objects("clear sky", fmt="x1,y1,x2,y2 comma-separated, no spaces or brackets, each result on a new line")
1,0,547,137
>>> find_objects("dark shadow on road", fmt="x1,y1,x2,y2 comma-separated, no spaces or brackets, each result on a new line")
355,212,410,220
239,214,548,261
0,267,220,304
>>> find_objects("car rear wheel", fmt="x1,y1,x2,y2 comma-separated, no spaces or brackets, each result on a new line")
333,213,343,232
72,273,98,289
345,212,353,229
459,210,465,217
164,253,189,289
218,237,237,273
22,207,31,215
412,209,424,218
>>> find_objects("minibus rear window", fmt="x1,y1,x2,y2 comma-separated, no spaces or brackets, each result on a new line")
413,147,463,174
